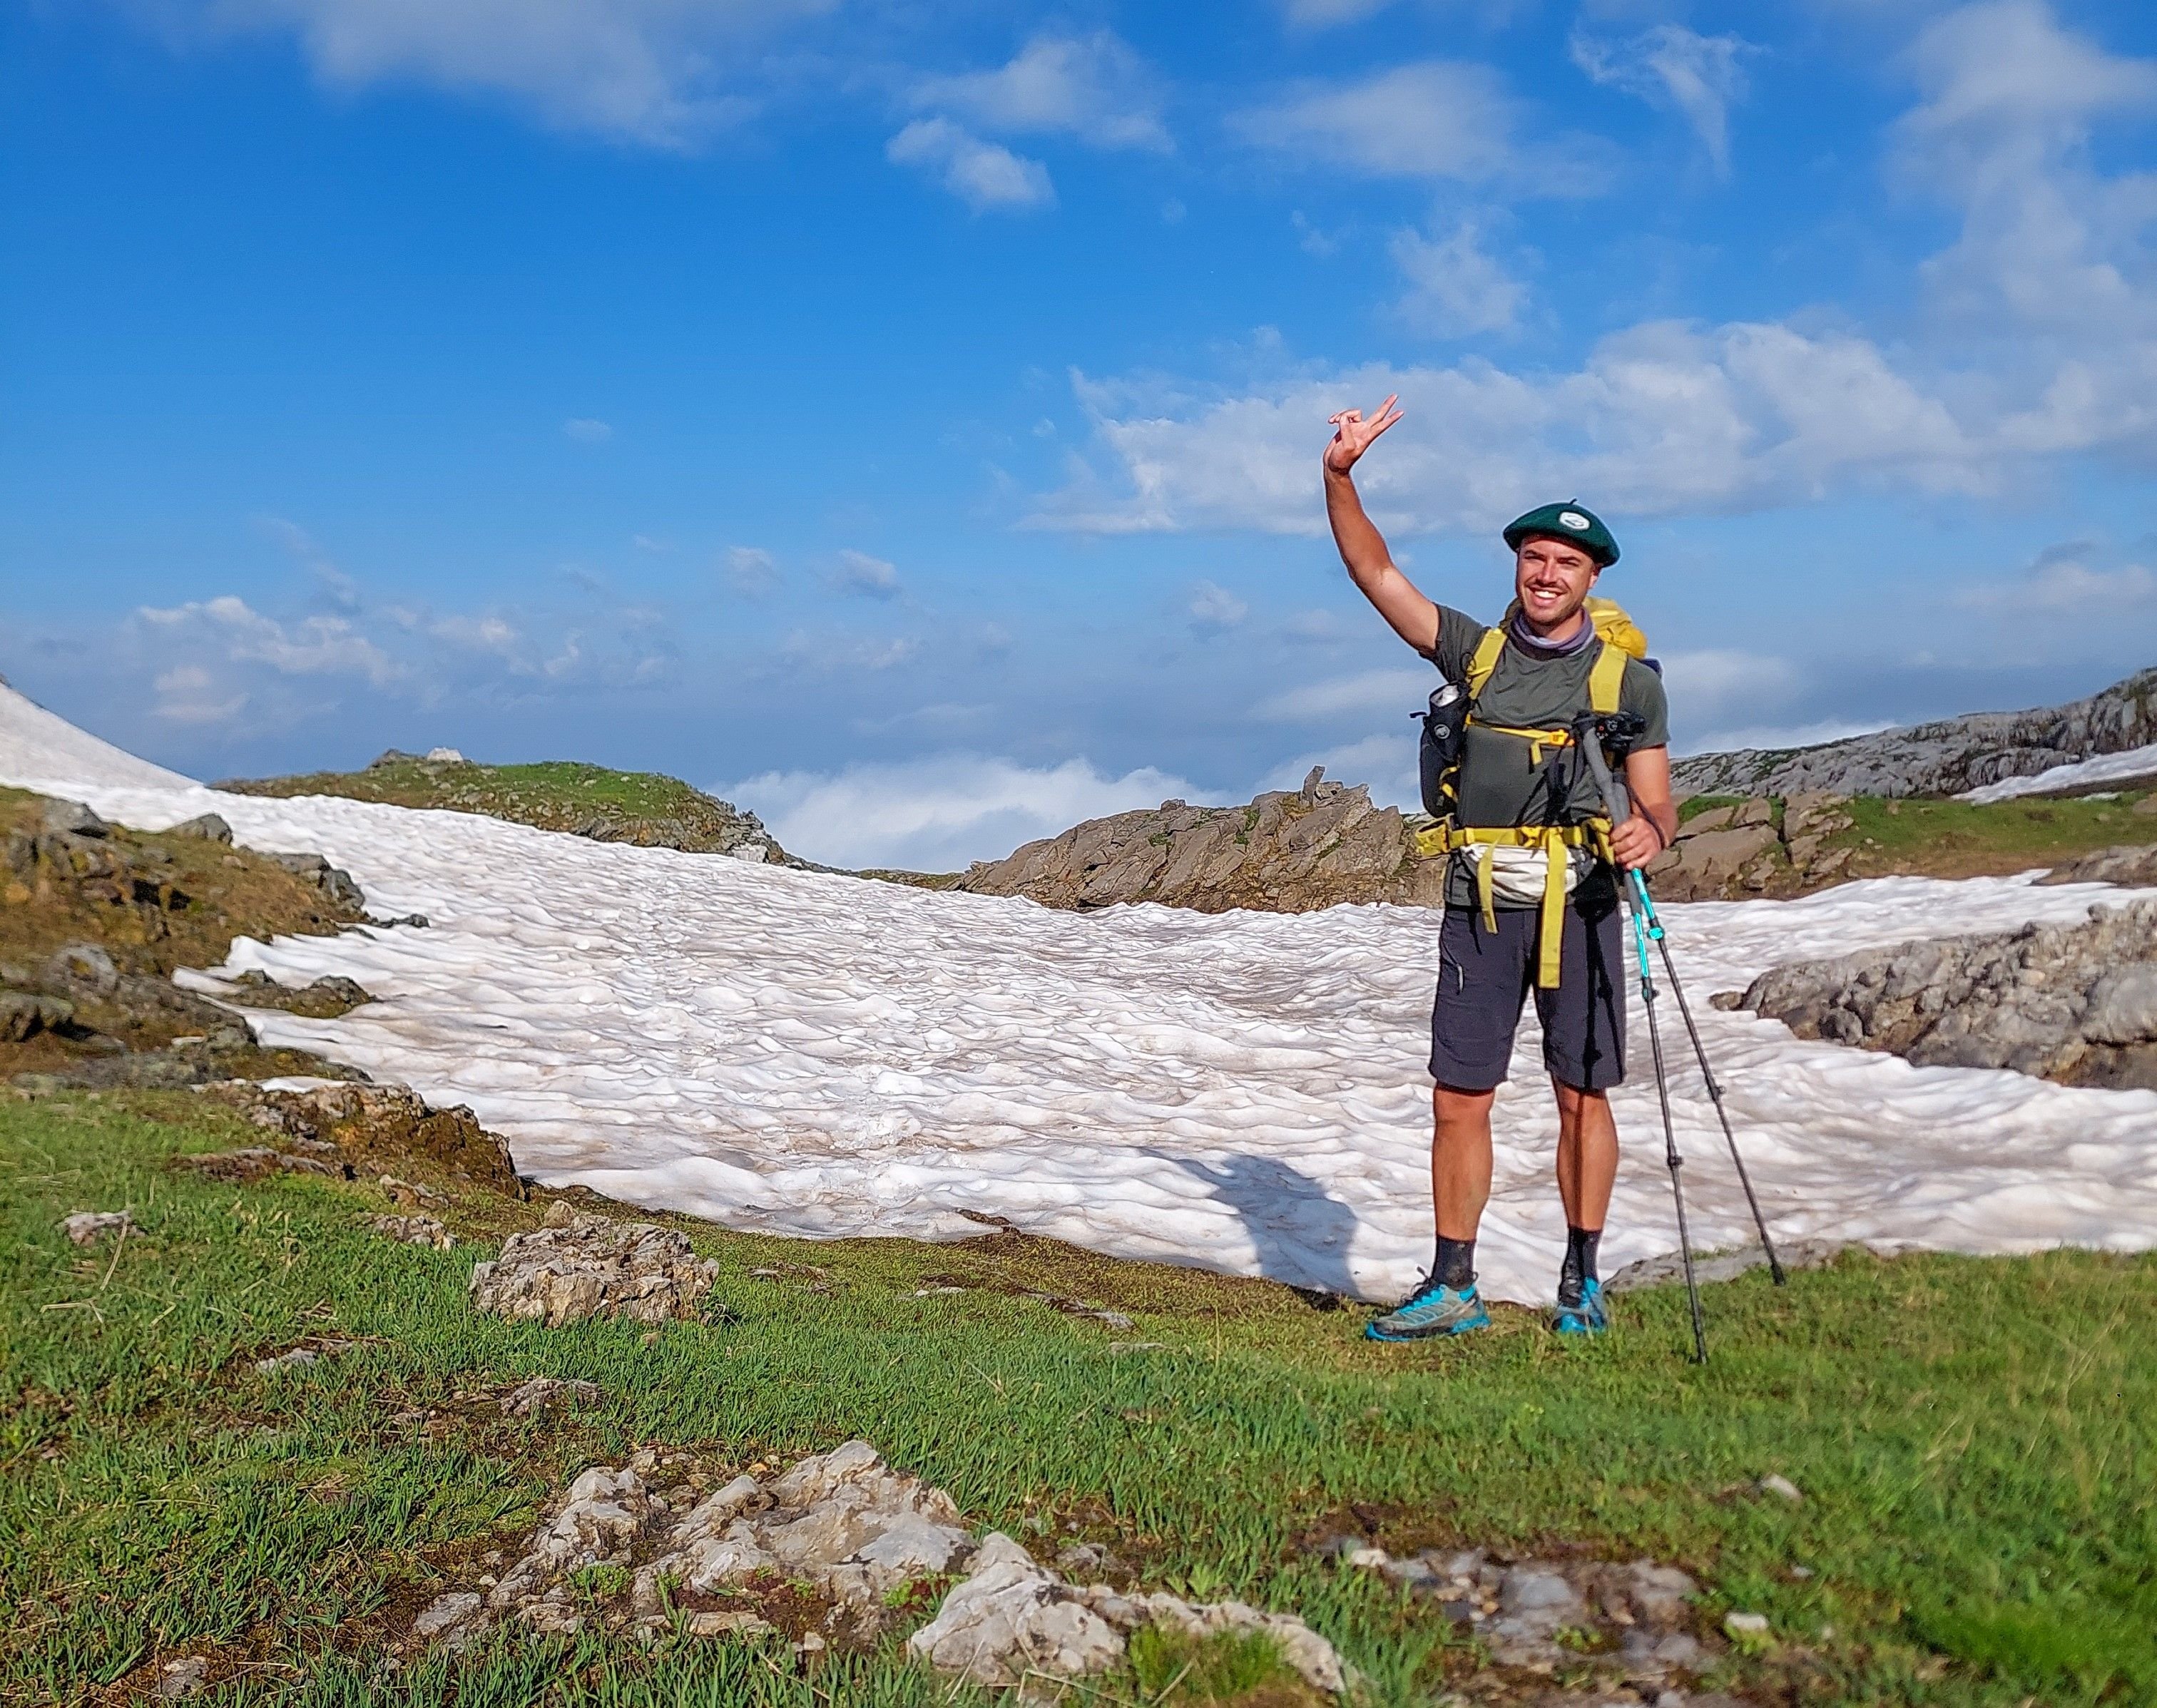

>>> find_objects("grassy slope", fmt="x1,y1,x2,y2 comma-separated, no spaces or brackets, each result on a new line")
4,1092,2151,1707
1678,789,2157,888
218,759,786,861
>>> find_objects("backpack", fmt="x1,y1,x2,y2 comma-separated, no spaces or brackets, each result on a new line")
1415,598,1651,988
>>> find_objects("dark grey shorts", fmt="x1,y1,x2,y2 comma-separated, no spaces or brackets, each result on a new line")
1430,892,1628,1093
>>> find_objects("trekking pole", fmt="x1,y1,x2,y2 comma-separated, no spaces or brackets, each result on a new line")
1624,874,1786,1287
1568,721,1710,1361
1621,874,1709,1363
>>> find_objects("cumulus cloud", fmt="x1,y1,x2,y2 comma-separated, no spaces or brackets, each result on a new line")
1034,319,1978,538
1228,61,1611,195
1390,218,1527,337
1897,0,2157,367
723,752,1198,871
1188,580,1249,632
1571,24,1755,176
837,548,902,598
886,118,1055,213
910,31,1169,153
138,594,402,685
175,0,835,148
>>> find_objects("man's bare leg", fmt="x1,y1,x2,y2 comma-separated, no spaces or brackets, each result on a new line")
1432,1083,1497,1240
1552,1081,1618,1230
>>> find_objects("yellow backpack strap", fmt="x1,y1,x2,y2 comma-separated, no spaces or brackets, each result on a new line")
1587,637,1627,717
1467,624,1507,700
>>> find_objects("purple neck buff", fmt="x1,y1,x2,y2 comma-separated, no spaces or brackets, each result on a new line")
1506,605,1596,658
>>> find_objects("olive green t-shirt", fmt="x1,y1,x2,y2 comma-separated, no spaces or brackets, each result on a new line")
1426,605,1670,908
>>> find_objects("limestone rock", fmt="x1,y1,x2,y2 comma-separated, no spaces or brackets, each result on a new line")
215,1081,519,1189
1673,666,2157,799
41,799,111,839
953,772,1438,915
1738,898,2157,1088
0,991,74,1043
166,814,233,844
1646,824,1780,902
469,1210,720,1326
2037,843,2157,888
263,851,366,912
61,1209,134,1244
372,1212,454,1250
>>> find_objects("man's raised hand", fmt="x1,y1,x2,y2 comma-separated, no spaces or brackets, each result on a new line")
1324,394,1402,474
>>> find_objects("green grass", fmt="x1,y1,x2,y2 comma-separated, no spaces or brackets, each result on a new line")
215,759,781,859
1835,792,2156,874
4,1091,2153,1706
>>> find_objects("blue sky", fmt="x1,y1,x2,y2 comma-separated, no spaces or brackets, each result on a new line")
4,0,2154,869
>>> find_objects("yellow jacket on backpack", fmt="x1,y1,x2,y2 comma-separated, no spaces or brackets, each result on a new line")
1417,597,1649,988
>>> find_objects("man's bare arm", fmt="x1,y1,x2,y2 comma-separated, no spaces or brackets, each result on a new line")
1323,396,1439,655
1609,745,1679,872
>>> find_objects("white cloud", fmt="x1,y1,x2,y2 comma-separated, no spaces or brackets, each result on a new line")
1571,24,1755,176
150,665,249,726
1036,318,1977,538
183,0,835,148
1959,547,2157,613
723,752,1198,871
1390,218,1527,337
257,514,360,609
1897,0,2157,372
562,417,613,442
837,548,901,598
429,613,522,658
138,594,402,685
886,118,1055,213
910,31,1169,153
1188,579,1248,631
1255,668,1430,722
726,544,778,594
1228,61,1610,195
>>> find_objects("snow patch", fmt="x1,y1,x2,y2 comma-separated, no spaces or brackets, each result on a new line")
4,682,2155,1305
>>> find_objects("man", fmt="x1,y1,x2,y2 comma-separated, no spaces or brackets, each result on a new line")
1322,394,1677,1340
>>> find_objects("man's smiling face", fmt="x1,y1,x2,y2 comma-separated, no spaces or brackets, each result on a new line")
1512,535,1601,633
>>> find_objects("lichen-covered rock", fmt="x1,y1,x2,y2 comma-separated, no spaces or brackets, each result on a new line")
1738,898,2157,1089
953,768,1443,915
469,1203,719,1326
215,1081,519,1189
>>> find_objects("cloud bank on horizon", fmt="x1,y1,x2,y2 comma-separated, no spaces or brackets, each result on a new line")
3,0,2154,868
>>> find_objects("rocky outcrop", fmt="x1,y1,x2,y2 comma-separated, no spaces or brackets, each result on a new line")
410,1438,1348,1696
214,1081,521,1190
1327,1539,1718,1682
953,767,1442,914
1643,792,1855,901
468,1200,719,1326
1735,899,2157,1089
1673,667,2157,799
2037,844,2157,888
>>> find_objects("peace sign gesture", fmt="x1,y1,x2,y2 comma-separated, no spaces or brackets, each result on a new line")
1324,394,1402,474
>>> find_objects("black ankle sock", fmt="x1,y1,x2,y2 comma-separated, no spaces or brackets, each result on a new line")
1561,1225,1602,1292
1434,1235,1477,1289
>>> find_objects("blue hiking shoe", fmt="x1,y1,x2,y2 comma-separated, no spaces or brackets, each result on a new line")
1551,1277,1608,1336
1366,1273,1490,1341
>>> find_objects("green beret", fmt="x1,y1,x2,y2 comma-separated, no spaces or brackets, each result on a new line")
1502,501,1619,568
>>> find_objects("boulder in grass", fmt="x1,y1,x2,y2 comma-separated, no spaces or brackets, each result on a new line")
468,1202,719,1327
166,813,233,844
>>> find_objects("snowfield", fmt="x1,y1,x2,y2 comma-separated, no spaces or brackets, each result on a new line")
6,685,2156,1306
